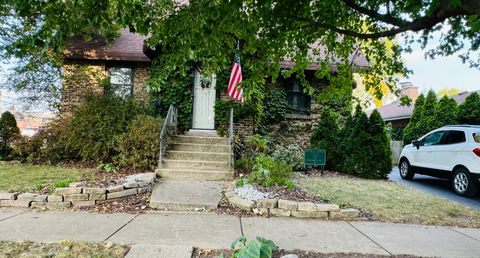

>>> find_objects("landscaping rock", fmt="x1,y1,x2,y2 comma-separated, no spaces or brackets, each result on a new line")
270,208,291,217
281,255,299,258
227,195,254,211
234,184,269,201
107,185,124,193
256,198,278,209
125,173,156,184
46,201,71,209
47,195,63,202
0,200,31,208
315,204,340,212
30,201,47,208
89,193,106,201
68,182,86,188
278,199,298,211
55,187,82,195
137,186,151,194
63,194,89,202
0,192,17,200
123,182,139,189
291,210,328,219
72,201,96,208
83,188,107,194
298,202,316,212
107,189,138,199
330,208,360,219
17,193,47,202
258,208,269,214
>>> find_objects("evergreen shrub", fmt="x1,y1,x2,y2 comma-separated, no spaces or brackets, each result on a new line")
0,111,20,160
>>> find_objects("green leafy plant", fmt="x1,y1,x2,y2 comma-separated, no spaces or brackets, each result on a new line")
248,154,293,188
457,92,480,125
115,115,163,170
53,179,74,188
97,163,118,173
310,108,340,170
270,143,304,171
230,236,278,258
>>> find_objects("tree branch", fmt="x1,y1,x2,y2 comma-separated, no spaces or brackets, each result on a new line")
340,0,409,27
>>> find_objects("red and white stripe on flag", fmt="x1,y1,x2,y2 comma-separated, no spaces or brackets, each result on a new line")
227,61,244,102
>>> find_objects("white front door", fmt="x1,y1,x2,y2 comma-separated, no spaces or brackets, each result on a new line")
192,71,216,129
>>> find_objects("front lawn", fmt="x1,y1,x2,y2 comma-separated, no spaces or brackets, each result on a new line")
0,241,128,258
0,164,96,193
299,174,480,228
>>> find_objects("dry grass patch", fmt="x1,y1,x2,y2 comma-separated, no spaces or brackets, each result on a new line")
0,240,129,258
299,175,480,228
0,164,95,193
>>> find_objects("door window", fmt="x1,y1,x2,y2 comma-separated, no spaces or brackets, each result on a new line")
473,132,480,143
442,130,466,145
420,131,446,146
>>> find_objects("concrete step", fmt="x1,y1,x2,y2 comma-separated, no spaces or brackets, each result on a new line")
149,180,223,211
171,143,229,153
166,151,229,162
175,135,228,145
156,168,233,181
162,159,229,170
185,130,218,137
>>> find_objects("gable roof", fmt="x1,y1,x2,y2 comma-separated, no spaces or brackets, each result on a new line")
64,30,369,69
371,89,480,122
63,29,150,62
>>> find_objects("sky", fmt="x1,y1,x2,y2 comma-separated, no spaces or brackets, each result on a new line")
402,50,480,94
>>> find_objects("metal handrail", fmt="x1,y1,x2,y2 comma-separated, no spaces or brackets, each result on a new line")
228,108,234,171
158,105,178,169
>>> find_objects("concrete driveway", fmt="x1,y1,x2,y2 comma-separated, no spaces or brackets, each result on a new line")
389,167,480,210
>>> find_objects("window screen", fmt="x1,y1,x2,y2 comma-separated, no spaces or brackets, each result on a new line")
284,79,311,114
442,130,466,144
108,67,133,98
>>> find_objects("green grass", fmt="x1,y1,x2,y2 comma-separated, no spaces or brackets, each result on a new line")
0,164,96,193
0,241,129,258
299,175,480,228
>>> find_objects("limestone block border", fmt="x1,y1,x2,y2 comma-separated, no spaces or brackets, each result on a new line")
0,173,155,210
225,184,359,219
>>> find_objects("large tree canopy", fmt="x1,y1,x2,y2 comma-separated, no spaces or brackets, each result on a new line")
1,0,479,104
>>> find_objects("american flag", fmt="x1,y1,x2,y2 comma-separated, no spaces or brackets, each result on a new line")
227,60,243,102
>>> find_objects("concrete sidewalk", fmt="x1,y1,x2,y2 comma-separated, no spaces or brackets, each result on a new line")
1,208,479,258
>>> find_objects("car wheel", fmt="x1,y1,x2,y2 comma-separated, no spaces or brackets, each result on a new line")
399,159,414,180
452,168,479,197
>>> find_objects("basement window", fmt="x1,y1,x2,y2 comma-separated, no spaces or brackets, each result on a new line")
107,67,133,99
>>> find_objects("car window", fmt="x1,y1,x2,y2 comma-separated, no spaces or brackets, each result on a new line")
442,130,466,144
474,132,480,143
420,131,446,146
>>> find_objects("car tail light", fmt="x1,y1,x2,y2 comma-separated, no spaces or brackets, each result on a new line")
474,148,480,157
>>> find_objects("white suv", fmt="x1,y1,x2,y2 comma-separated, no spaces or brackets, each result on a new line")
399,125,480,197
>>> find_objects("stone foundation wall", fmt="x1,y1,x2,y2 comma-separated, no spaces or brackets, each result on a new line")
60,61,150,116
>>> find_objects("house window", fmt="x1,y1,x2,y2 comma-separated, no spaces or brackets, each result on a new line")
107,67,133,98
284,79,311,114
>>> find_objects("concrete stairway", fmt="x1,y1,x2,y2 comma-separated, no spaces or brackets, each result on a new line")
155,131,233,181
151,131,231,211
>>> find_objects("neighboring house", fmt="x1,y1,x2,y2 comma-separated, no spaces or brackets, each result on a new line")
371,82,480,128
61,30,368,142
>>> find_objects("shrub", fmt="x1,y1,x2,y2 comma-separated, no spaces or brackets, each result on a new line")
310,108,340,169
115,115,163,170
403,94,425,144
0,111,20,160
432,95,458,128
248,154,293,188
367,110,392,179
243,134,269,158
62,94,146,162
457,92,480,125
271,143,304,171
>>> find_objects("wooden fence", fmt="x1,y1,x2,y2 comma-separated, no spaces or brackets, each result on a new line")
390,140,403,165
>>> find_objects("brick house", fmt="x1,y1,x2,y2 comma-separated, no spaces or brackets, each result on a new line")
62,30,368,143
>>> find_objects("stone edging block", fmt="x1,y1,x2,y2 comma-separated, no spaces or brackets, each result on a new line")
0,172,155,210
225,189,356,220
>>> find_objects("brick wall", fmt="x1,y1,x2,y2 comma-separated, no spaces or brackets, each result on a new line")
60,61,150,116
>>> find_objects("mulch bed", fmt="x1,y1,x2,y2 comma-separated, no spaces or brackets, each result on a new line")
76,191,154,214
193,248,422,258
